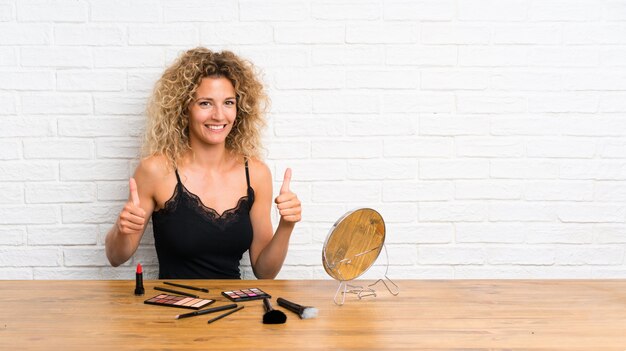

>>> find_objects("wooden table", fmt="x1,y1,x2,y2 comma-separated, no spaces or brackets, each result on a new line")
1,279,625,350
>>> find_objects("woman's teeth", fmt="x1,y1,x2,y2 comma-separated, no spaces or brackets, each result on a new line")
207,125,225,130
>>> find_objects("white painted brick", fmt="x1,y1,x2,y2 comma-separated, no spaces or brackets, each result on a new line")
25,182,96,204
458,0,528,21
97,181,128,201
529,93,598,113
457,137,525,158
491,116,563,136
0,24,50,45
602,48,626,67
0,161,57,181
312,139,382,158
33,268,102,280
62,203,120,224
525,181,594,201
563,24,626,45
312,0,380,20
347,23,418,44
0,269,33,279
348,160,418,180
421,70,488,90
420,114,489,136
346,70,419,89
485,247,554,265
1,117,55,137
493,24,560,44
238,47,308,68
0,184,23,204
60,161,129,181
63,247,109,266
459,46,528,67
457,94,526,113
0,71,55,90
0,2,13,21
23,139,93,159
384,0,454,20
418,246,484,264
491,160,559,179
0,140,20,160
600,140,626,158
555,247,623,265
387,265,454,279
0,248,59,266
96,139,140,159
595,224,626,243
312,182,380,203
419,202,487,222
529,0,601,21
489,202,555,222
387,223,453,244
490,71,563,91
163,0,237,22
313,93,379,114
54,24,124,45
560,161,626,180
564,70,626,91
595,182,626,202
283,247,323,266
274,116,343,137
90,0,160,22
376,203,418,223
525,223,593,244
529,48,599,67
57,70,126,91
28,225,97,245
21,93,92,115
272,160,346,181
0,205,58,224
527,138,596,158
420,160,489,179
200,23,273,45
455,180,522,200
270,68,344,90
268,93,312,113
592,268,626,279
93,48,164,68
301,203,346,223
383,93,454,113
561,117,626,137
0,48,17,66
421,24,490,44
94,94,146,115
128,25,198,46
385,137,453,158
386,45,457,66
606,0,626,20
456,223,526,243
17,0,87,22
266,141,309,160
58,117,143,137
456,266,594,279
239,0,308,21
21,47,91,68
347,115,416,136
312,45,384,66
383,181,453,201
127,70,161,92
275,24,344,44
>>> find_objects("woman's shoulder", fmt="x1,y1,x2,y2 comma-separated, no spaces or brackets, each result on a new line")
246,157,271,186
135,154,173,180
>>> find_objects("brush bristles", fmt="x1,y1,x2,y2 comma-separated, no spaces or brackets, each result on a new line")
300,307,318,319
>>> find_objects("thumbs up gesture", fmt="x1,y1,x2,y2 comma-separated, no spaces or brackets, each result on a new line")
117,178,147,236
274,168,302,224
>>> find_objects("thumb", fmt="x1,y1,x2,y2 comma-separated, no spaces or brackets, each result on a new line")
279,168,292,194
129,178,140,206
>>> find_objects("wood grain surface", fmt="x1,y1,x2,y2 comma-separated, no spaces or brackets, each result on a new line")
1,279,625,350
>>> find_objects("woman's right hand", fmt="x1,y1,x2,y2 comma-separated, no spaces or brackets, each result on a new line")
117,178,146,235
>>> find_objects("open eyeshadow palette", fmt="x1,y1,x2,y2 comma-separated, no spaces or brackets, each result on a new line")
221,288,271,302
144,294,215,310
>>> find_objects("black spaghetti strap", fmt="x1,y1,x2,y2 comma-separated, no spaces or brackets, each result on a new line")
244,159,251,189
174,169,182,184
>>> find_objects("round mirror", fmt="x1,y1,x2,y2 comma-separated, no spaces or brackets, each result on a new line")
322,208,386,281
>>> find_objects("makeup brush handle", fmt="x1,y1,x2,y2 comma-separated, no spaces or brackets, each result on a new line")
277,297,303,313
262,297,274,312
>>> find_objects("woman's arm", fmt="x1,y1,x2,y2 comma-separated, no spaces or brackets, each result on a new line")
105,158,159,267
248,160,302,279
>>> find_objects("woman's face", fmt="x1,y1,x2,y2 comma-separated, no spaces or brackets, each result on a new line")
187,76,237,148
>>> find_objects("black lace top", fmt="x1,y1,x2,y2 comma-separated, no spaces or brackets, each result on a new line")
151,161,254,279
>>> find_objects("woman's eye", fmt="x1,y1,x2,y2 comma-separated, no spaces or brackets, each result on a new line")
199,101,211,107
225,100,235,106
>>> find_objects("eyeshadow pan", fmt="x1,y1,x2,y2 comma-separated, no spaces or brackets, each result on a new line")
144,294,215,310
221,287,271,302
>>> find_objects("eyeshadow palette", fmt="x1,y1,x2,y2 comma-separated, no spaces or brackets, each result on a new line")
144,294,215,310
222,288,271,302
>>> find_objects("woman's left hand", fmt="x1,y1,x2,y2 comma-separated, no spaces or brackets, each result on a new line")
274,168,302,223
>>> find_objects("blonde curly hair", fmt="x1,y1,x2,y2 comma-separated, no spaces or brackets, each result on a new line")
143,47,268,168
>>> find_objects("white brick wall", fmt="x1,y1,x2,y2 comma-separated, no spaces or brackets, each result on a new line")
1,0,625,281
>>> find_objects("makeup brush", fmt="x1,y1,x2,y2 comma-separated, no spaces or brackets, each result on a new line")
262,298,286,324
277,297,318,319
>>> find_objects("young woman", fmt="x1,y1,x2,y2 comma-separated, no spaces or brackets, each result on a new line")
105,48,301,279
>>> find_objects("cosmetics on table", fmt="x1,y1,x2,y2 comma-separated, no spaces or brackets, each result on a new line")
144,294,215,310
154,286,199,298
164,281,209,293
207,306,245,324
221,288,271,302
277,297,318,319
262,298,286,324
134,263,144,296
175,303,238,320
